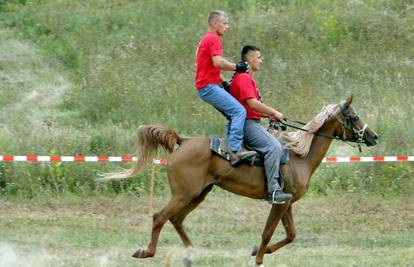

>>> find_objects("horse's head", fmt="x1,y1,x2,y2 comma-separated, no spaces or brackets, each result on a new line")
333,96,378,147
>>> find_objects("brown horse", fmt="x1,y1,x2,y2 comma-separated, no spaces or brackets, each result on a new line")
101,96,377,267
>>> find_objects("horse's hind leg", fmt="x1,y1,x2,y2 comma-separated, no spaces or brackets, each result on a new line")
170,184,213,247
132,196,192,259
170,184,213,267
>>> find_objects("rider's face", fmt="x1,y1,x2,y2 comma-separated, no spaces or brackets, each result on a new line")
247,51,263,72
212,15,229,36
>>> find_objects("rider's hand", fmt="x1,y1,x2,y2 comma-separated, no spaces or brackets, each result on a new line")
270,110,284,122
235,61,249,73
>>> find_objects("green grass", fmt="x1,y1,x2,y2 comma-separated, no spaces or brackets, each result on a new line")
1,192,413,267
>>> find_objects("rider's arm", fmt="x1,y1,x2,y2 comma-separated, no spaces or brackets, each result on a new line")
212,55,236,71
245,98,284,121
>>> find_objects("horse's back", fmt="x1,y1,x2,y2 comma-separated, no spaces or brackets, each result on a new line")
169,137,212,165
165,137,267,199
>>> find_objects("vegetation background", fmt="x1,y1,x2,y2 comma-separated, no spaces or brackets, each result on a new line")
0,0,413,196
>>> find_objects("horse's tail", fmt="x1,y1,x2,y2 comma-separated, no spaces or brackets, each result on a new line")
99,125,181,181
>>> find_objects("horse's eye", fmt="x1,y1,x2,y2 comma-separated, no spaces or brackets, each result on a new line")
351,116,359,121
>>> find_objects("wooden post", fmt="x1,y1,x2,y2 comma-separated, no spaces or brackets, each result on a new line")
148,164,156,215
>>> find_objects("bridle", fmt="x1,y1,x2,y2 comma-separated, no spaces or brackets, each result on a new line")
334,104,368,151
269,104,369,151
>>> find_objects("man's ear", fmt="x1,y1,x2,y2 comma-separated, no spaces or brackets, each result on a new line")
346,95,353,105
244,55,252,64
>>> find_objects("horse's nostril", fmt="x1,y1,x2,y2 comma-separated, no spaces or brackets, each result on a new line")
374,134,378,140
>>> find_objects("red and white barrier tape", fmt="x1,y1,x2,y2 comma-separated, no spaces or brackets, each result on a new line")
0,155,137,163
0,155,413,164
322,156,414,163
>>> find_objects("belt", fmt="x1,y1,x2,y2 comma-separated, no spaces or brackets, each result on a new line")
246,119,261,123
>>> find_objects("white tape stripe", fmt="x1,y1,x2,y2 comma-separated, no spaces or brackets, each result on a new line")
108,157,122,162
336,157,350,162
84,157,98,162
61,156,74,162
37,156,51,162
14,156,27,161
360,157,374,162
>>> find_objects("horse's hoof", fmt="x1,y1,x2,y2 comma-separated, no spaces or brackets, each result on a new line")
183,255,192,267
251,244,258,256
132,248,146,258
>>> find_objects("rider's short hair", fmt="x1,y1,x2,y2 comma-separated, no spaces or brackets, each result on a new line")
208,10,227,25
241,45,261,61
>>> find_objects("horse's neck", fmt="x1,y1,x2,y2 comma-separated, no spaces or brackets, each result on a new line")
305,119,337,177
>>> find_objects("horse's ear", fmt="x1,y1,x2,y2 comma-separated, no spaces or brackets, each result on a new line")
346,95,353,105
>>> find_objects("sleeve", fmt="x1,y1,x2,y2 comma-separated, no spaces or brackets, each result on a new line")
238,75,257,101
207,36,223,57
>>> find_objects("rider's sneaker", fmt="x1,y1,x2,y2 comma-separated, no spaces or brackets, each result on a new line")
267,189,292,204
235,148,257,159
229,148,257,165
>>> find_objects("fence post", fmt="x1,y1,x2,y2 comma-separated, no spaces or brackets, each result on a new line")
148,164,156,215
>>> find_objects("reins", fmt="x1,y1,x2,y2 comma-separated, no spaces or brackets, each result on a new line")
269,119,341,141
268,113,367,152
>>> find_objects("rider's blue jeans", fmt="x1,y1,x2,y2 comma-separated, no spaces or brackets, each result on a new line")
198,84,246,152
244,119,288,192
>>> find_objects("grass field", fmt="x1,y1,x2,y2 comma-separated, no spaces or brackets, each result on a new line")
1,191,413,267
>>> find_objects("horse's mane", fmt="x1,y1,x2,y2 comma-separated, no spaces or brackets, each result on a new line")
273,104,339,157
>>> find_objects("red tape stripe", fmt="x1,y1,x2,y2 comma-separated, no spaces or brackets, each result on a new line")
74,156,85,162
3,155,14,161
51,156,61,162
397,155,408,161
27,155,38,161
374,156,384,161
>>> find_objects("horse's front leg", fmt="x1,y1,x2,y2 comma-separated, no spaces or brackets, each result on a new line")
252,205,295,256
254,203,290,267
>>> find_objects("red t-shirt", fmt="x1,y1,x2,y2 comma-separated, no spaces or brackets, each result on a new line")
195,32,223,89
230,73,262,120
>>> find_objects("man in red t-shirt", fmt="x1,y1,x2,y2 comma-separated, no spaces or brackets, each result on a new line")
230,45,292,204
195,10,256,164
